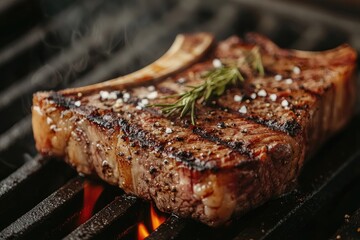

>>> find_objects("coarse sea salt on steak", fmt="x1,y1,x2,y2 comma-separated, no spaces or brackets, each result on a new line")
32,33,357,226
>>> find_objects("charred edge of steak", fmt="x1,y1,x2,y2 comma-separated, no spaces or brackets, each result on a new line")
49,91,77,109
49,92,117,129
246,116,301,137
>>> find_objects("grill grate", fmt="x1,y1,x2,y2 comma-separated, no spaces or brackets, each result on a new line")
0,0,359,239
64,195,138,240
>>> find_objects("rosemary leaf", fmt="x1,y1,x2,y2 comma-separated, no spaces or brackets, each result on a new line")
150,66,243,125
247,47,265,76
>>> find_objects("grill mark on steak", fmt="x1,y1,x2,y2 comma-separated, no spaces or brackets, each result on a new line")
214,102,302,136
248,116,301,137
124,99,260,158
125,97,294,163
60,89,278,162
48,92,77,109
49,92,118,129
117,117,224,172
87,112,117,129
122,97,254,157
52,88,296,173
49,92,252,172
192,127,251,157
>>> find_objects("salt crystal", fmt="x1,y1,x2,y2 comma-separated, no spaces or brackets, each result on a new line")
103,115,112,121
250,93,257,99
123,92,130,99
100,91,109,99
100,90,118,100
141,98,149,105
108,91,118,100
74,101,81,107
212,58,222,68
46,117,53,124
239,105,247,114
234,95,242,102
114,99,123,108
148,85,155,92
147,91,158,99
284,78,293,84
269,94,277,102
257,89,267,97
33,106,43,116
281,99,289,107
293,66,301,74
137,98,149,109
274,74,282,81
177,77,186,84
165,127,173,134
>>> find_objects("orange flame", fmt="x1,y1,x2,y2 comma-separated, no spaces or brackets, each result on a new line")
150,204,166,229
137,222,150,240
137,204,166,239
77,180,104,225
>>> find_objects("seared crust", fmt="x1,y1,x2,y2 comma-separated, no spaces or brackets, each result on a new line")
32,33,357,226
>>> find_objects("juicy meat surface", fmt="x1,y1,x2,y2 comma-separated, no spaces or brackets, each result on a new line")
32,33,357,226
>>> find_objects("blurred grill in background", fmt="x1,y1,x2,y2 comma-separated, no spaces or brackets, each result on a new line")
0,0,359,239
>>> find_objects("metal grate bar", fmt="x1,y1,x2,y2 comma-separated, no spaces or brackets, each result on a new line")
64,195,137,240
332,208,360,240
253,14,281,39
0,115,31,153
232,0,360,36
0,155,75,229
290,24,327,50
0,0,24,14
197,2,240,39
146,215,188,240
0,176,84,239
0,0,104,66
0,155,47,199
234,151,360,240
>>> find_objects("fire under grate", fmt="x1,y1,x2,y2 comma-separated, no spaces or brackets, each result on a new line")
0,0,359,239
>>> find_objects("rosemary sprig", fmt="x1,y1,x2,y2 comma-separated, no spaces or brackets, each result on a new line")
246,46,264,77
151,66,243,125
150,48,264,125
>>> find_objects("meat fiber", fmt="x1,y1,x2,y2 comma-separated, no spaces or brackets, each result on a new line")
31,33,357,226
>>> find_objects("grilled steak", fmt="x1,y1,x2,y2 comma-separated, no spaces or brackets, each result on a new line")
32,33,357,226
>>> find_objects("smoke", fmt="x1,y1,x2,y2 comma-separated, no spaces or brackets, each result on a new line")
35,0,144,88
